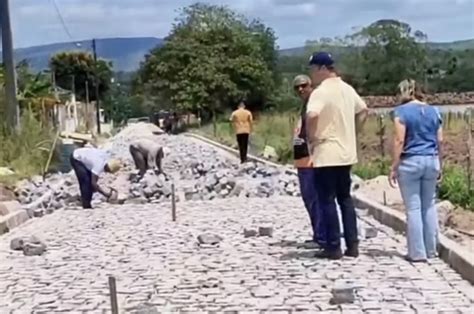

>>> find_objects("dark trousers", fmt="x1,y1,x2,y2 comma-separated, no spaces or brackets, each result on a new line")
236,133,249,163
130,146,148,177
297,168,326,244
314,165,358,251
70,155,93,209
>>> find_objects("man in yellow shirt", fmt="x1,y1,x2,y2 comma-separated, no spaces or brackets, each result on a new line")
306,52,368,259
230,101,253,163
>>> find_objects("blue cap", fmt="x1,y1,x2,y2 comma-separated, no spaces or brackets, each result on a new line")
308,52,334,67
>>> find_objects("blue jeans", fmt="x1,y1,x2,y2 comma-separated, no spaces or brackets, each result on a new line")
297,168,325,244
313,166,358,251
397,155,440,260
70,154,94,209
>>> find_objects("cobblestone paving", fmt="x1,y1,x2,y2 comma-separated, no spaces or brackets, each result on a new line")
0,197,473,313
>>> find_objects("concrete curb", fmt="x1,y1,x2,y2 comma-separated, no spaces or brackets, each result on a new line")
354,193,474,284
0,209,30,235
186,133,289,169
186,132,474,284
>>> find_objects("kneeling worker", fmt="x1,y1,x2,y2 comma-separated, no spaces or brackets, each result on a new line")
129,139,164,177
70,147,122,209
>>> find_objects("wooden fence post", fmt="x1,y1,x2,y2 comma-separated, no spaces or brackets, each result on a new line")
108,276,119,314
466,109,473,193
378,114,386,159
171,183,176,222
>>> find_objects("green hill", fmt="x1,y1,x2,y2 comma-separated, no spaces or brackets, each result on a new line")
279,39,474,57
3,37,473,71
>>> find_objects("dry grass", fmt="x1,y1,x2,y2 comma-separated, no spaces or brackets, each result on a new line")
0,111,55,186
197,110,474,210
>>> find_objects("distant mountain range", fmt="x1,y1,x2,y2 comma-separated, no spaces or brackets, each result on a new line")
279,39,474,56
3,37,164,72
2,37,473,72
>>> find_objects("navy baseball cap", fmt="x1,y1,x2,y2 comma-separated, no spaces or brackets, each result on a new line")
308,52,335,67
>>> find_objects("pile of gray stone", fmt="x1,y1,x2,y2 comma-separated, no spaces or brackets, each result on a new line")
128,171,174,203
13,124,302,214
15,173,80,217
176,160,300,201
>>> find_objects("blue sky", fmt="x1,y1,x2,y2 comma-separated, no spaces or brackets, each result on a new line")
11,0,474,49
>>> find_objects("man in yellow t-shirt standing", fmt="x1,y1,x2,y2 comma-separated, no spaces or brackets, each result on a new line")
306,52,368,259
230,101,253,163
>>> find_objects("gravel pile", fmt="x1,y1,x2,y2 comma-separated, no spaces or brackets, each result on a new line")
128,171,174,204
15,173,79,216
14,123,301,215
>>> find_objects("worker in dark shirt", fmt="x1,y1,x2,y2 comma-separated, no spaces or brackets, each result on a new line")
292,74,325,248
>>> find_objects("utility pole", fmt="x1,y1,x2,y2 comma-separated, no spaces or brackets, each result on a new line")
92,38,101,134
85,80,90,105
51,70,57,127
85,79,90,132
71,75,75,95
0,0,20,130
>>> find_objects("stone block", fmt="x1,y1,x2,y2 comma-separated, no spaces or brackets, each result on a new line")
0,201,22,216
23,242,47,256
244,228,258,238
259,226,274,237
330,283,355,305
0,185,15,202
197,234,222,245
0,210,29,235
10,235,41,250
365,227,378,239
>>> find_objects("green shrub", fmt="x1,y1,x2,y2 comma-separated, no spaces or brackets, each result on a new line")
438,166,474,211
353,158,391,180
0,111,54,183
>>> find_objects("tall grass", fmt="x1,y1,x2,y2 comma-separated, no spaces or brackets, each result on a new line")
196,110,473,211
0,110,55,184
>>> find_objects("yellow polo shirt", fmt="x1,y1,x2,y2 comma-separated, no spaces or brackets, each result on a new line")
306,77,367,168
230,108,253,134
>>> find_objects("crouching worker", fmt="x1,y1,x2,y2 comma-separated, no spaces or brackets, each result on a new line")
70,147,122,209
293,74,325,248
129,139,164,177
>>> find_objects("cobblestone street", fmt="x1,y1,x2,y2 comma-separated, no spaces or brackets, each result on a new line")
1,196,473,313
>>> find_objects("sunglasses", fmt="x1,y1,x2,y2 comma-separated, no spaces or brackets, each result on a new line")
294,83,309,91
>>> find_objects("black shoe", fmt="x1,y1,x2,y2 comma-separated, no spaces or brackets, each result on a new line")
345,244,359,258
314,249,343,260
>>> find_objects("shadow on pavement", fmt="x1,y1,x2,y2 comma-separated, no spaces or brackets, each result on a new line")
365,248,404,259
280,250,317,260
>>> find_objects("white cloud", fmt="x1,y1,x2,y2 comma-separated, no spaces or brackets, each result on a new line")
9,0,474,49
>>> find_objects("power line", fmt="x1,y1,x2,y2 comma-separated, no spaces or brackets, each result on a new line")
50,0,75,41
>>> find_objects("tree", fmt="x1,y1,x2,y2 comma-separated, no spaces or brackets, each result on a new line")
136,3,276,126
347,19,428,95
50,52,113,101
102,81,131,125
428,49,474,92
102,77,149,125
248,19,279,81
16,60,53,108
